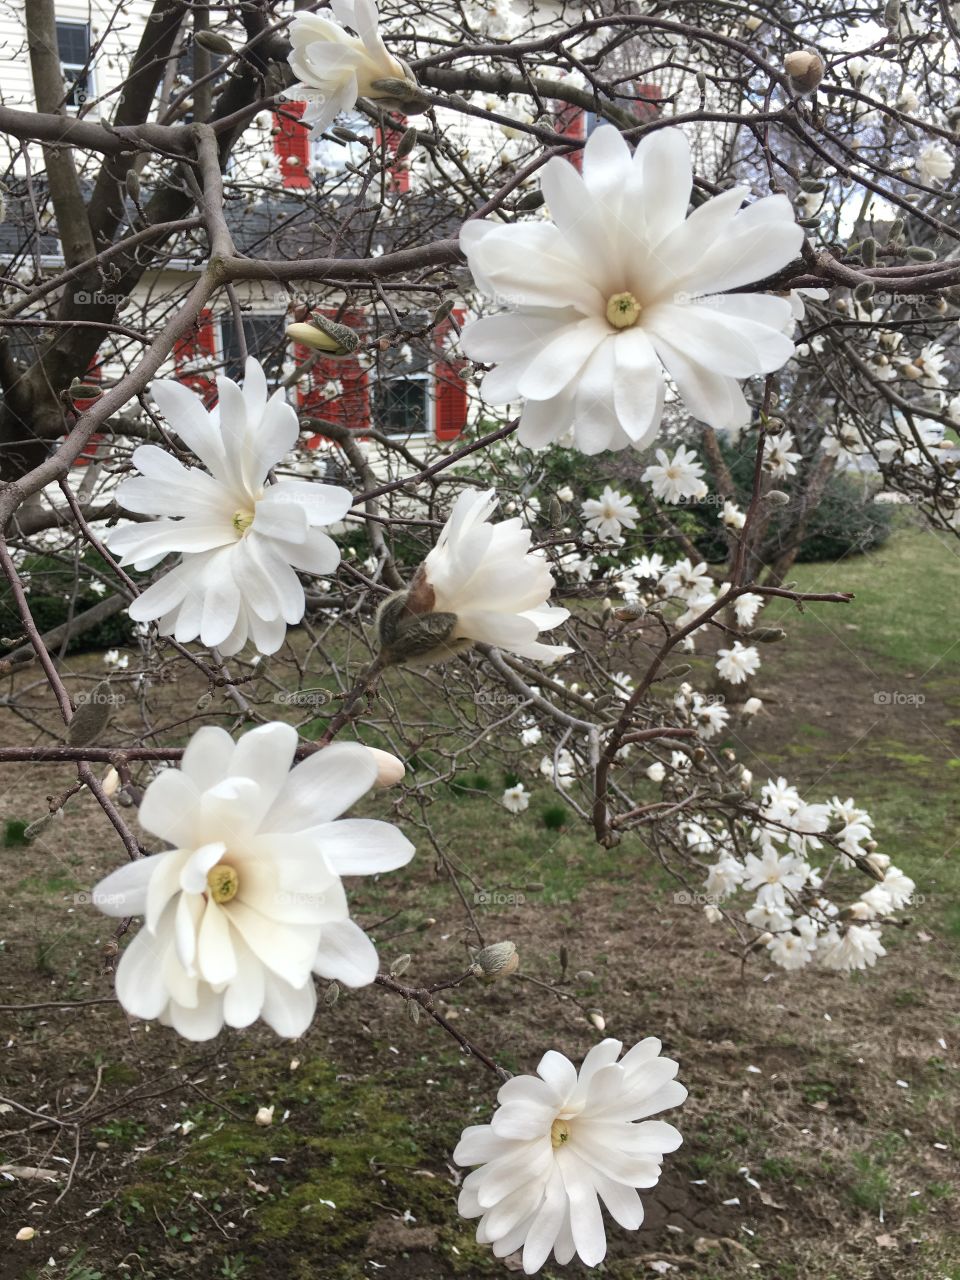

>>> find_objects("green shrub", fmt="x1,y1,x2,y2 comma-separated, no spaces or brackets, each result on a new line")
0,551,136,655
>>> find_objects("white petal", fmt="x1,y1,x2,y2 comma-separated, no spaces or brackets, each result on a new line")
312,918,378,987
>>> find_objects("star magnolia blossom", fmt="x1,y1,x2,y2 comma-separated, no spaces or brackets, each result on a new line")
91,725,413,1040
286,0,414,133
109,358,352,656
460,124,802,454
581,486,640,539
501,783,531,814
716,640,761,685
416,489,572,662
642,445,707,504
455,1038,686,1273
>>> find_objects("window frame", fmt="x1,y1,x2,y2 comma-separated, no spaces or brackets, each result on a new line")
55,19,95,111
372,369,434,439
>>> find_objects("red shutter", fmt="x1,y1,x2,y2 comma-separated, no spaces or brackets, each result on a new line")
633,82,662,121
376,114,410,194
274,102,311,189
554,102,585,170
70,361,104,466
296,309,370,447
433,308,468,442
173,308,218,404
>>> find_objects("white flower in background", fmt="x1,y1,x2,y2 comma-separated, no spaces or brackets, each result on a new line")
454,1038,686,1273
539,749,576,790
556,485,575,503
460,125,802,454
520,723,543,747
646,761,666,783
733,591,764,627
632,553,665,581
612,670,635,700
676,590,717,632
704,903,723,923
746,902,793,932
642,445,707,504
917,141,953,185
761,776,801,821
691,693,729,739
660,557,712,601
89,578,107,597
903,342,949,390
817,923,886,971
410,489,571,663
581,486,640,540
896,85,919,113
286,0,415,133
91,724,414,1040
109,359,352,656
743,847,808,907
763,430,801,479
502,783,531,814
716,641,761,685
705,856,745,901
103,648,129,669
862,866,914,913
670,750,691,771
720,500,745,530
767,930,814,970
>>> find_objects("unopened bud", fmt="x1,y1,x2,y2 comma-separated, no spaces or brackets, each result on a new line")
195,29,235,55
516,188,546,211
394,125,418,160
366,746,406,788
432,298,455,325
254,1105,274,1127
102,766,121,798
407,999,421,1025
125,169,141,203
861,236,877,267
324,981,340,1005
883,0,900,26
907,246,937,262
587,1008,606,1032
547,496,563,526
68,685,112,746
783,50,824,95
853,280,875,302
287,318,360,357
368,77,431,107
765,489,791,507
742,626,787,644
472,941,519,981
24,811,56,842
390,952,412,976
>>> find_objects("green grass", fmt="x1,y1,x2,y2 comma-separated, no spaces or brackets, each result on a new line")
765,524,960,674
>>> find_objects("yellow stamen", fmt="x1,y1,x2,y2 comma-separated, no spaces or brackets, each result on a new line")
232,509,255,535
606,291,642,329
207,863,239,903
550,1117,571,1148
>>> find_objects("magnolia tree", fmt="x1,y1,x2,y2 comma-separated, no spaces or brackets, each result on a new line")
1,0,956,1269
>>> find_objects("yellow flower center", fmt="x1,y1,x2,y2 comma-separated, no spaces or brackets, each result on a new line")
207,863,240,904
232,509,255,535
550,1118,571,1148
606,291,642,329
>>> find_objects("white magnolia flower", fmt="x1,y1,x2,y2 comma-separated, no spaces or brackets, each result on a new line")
642,445,707,504
763,430,801,479
286,0,414,133
691,693,730,739
866,866,915,912
716,641,761,685
405,489,571,663
705,856,745,901
539,748,576,790
91,724,414,1040
454,1038,686,1273
520,723,542,747
733,591,763,627
746,902,793,933
502,783,531,814
761,776,801,820
646,761,666,783
720,499,745,530
460,125,802,454
660,557,712,601
581,486,640,539
767,930,814,970
109,359,352,656
743,848,808,907
817,923,886,971
917,141,953,185
611,670,635,700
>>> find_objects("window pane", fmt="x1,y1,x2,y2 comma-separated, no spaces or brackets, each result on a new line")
374,378,428,436
56,22,89,65
221,314,286,387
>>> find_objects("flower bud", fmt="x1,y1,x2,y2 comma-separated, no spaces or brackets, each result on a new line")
254,1105,274,1127
24,812,57,842
102,766,121,798
407,999,421,1025
472,941,519,982
742,626,787,644
704,904,722,924
16,1227,36,1242
390,952,412,976
68,685,113,746
195,29,235,55
765,489,791,507
516,188,546,211
394,125,418,161
324,981,341,1005
366,746,406,788
588,1008,606,1032
287,319,360,357
125,169,141,203
783,50,824,95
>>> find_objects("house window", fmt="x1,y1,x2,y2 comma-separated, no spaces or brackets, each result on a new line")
374,373,430,437
56,20,93,109
221,313,286,387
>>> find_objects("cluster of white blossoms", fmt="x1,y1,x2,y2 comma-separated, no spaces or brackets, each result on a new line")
455,1038,686,1272
92,725,413,1039
460,124,803,453
580,486,639,541
285,0,418,134
109,359,353,656
665,778,916,973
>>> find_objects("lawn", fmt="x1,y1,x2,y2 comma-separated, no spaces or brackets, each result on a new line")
1,524,958,1280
